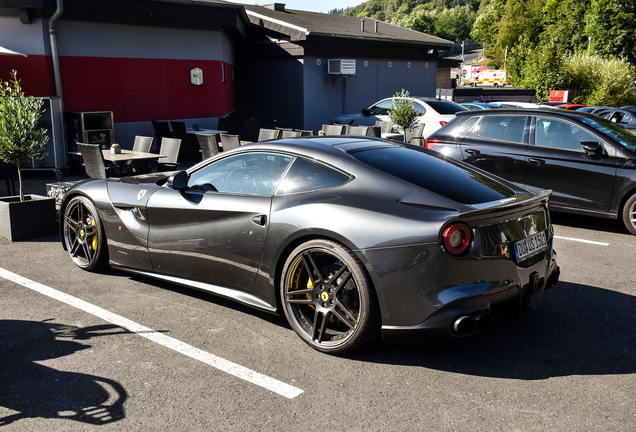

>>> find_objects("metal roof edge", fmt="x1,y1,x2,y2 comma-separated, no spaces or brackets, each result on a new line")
246,9,310,36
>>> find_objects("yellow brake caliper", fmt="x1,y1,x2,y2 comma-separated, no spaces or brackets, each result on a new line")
90,219,97,250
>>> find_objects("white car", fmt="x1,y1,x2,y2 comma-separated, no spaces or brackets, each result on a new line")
330,97,467,138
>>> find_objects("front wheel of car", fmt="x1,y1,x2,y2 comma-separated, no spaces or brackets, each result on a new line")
622,194,636,235
280,240,379,354
63,195,109,271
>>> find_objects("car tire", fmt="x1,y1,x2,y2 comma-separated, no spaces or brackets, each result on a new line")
622,193,636,236
63,195,109,271
280,239,379,354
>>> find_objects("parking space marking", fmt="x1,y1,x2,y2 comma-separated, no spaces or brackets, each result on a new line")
0,267,304,399
554,235,609,246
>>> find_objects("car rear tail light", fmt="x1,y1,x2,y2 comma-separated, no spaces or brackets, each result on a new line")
439,121,448,127
442,222,472,256
424,138,439,149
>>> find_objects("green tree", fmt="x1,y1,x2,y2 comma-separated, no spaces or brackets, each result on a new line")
388,89,419,141
585,0,636,65
0,70,49,201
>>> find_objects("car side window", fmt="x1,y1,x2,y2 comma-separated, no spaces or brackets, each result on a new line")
460,116,480,131
473,115,528,143
187,152,294,195
369,100,394,116
534,117,602,152
277,158,350,194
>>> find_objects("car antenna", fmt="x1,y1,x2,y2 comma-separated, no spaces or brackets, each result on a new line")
480,95,490,108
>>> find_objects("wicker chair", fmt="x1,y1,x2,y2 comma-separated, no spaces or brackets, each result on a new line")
197,133,220,160
366,126,381,137
281,130,303,138
405,124,425,146
129,135,155,174
321,124,346,135
132,135,154,153
346,125,369,136
77,143,121,179
156,137,182,172
151,121,171,152
374,120,393,134
220,134,241,151
257,128,281,141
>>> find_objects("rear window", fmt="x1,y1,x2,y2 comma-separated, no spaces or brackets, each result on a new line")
349,146,514,204
424,100,467,114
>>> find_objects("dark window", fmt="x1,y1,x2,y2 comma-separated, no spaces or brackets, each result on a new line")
349,146,514,204
460,116,480,131
277,158,350,194
369,100,394,116
474,115,528,143
579,115,636,151
424,100,467,114
535,117,599,152
188,152,294,195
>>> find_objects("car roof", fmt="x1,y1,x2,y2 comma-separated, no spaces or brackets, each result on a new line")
453,107,606,121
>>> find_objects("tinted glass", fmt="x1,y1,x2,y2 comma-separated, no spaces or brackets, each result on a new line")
188,152,294,195
424,100,467,114
579,115,636,152
460,116,480,131
474,115,528,143
349,146,514,204
369,100,394,115
277,158,350,194
535,117,600,152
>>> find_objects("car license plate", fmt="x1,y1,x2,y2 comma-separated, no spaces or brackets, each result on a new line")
514,231,548,261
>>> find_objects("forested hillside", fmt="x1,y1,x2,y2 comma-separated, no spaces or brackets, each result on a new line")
331,0,636,104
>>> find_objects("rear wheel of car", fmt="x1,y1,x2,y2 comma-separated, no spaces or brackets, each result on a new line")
280,240,379,354
63,196,108,271
622,194,636,236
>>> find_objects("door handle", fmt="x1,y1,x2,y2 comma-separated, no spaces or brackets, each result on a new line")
464,149,480,155
252,215,267,226
528,158,546,165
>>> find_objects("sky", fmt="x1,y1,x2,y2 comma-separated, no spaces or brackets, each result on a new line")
225,1,364,14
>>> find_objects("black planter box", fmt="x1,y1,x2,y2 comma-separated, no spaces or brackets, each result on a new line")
0,194,57,241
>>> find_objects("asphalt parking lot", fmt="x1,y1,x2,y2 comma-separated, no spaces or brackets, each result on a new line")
1,211,635,431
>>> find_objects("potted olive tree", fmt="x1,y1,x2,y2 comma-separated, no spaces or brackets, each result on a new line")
388,89,418,142
0,70,56,241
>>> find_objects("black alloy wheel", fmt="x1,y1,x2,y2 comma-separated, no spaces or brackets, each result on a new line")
63,196,108,271
622,194,636,236
281,240,379,354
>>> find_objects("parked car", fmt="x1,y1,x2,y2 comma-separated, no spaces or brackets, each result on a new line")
60,137,558,354
461,102,503,110
425,108,636,234
592,107,636,131
330,97,467,138
556,104,588,110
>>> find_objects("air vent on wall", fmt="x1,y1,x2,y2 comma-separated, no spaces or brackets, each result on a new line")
328,59,356,75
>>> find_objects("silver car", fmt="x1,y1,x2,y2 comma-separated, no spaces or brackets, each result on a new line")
330,97,467,138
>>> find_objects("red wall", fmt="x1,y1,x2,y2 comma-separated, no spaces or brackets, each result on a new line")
0,55,57,96
1,56,234,122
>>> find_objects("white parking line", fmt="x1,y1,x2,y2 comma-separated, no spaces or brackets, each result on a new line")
554,235,609,246
0,268,304,399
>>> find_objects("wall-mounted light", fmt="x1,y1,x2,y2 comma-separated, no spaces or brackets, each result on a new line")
190,68,203,85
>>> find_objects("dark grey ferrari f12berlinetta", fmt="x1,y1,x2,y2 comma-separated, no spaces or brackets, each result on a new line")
60,137,559,354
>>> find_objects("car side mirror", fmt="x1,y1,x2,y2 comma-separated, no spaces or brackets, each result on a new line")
167,171,188,190
580,141,604,158
361,108,371,116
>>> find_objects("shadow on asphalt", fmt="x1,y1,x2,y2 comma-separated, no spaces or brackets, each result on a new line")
551,211,629,236
351,282,636,379
0,320,128,426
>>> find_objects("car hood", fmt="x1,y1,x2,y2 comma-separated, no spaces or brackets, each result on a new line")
329,113,363,124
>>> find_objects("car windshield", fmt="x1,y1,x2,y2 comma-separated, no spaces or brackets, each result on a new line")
349,146,514,204
422,100,467,114
578,116,636,152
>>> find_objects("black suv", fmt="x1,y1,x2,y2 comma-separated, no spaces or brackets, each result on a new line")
425,108,636,235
